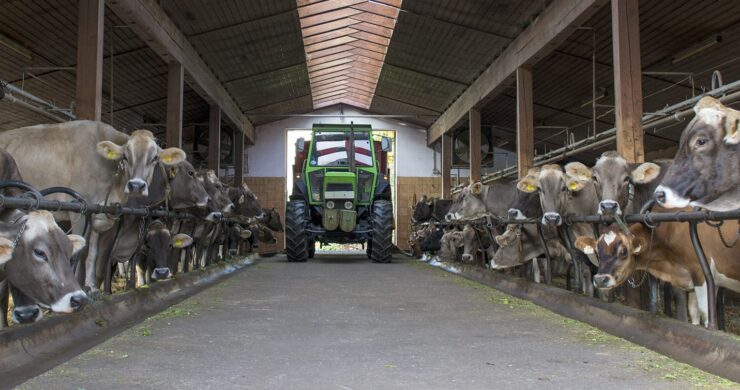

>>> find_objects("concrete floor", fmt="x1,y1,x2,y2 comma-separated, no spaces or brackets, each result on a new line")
18,254,735,389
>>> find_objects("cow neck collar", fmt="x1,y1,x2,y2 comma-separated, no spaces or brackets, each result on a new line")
8,214,27,260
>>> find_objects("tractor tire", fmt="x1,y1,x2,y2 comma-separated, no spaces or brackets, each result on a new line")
285,200,308,262
370,200,393,263
366,240,372,259
307,239,316,258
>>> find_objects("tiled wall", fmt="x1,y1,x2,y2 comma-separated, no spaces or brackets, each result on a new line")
395,177,441,250
244,177,286,253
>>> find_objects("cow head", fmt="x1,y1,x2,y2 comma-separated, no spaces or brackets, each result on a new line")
97,130,186,197
0,211,88,314
230,183,263,219
491,224,526,269
439,230,464,262
446,182,487,221
145,220,192,281
518,165,588,226
258,208,283,232
655,96,740,211
166,161,209,209
566,152,661,216
574,227,646,289
412,195,433,223
198,170,234,221
460,224,479,263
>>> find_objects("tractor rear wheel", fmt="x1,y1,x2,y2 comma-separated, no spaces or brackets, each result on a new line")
370,200,393,263
285,200,308,262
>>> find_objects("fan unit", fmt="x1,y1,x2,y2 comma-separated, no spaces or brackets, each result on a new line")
453,129,492,166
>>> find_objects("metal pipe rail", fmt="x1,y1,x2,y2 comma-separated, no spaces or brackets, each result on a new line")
411,208,740,330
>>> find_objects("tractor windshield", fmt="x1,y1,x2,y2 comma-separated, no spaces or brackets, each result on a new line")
310,131,373,167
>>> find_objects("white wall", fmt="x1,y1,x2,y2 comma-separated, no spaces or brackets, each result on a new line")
246,106,438,177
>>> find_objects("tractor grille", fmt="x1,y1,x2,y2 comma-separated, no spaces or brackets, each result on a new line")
327,183,353,192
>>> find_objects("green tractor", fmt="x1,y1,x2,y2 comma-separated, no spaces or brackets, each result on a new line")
286,123,394,263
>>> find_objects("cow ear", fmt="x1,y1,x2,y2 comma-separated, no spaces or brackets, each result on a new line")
631,235,647,254
517,177,537,193
67,234,86,255
575,236,597,255
526,167,541,177
564,162,592,181
97,141,124,161
471,182,483,195
724,112,740,144
239,228,252,239
238,194,245,204
566,178,586,192
159,148,186,165
172,234,194,248
0,237,13,266
631,162,661,184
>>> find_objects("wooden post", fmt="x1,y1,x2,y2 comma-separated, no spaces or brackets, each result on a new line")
208,105,221,173
469,108,482,183
233,130,245,187
441,134,452,199
166,63,184,148
516,66,534,179
612,0,644,163
75,0,104,121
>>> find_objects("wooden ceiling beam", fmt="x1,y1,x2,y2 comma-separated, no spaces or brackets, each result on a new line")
302,18,361,38
300,8,363,28
307,51,355,67
305,36,358,53
107,0,254,142
304,27,359,46
427,0,607,145
298,0,366,18
350,2,400,19
312,75,350,87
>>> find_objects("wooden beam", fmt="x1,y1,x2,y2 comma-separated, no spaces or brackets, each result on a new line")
208,105,221,172
516,66,534,179
107,0,254,142
166,63,184,148
469,108,481,183
74,0,104,121
612,0,644,163
233,130,245,187
441,134,452,199
427,0,607,145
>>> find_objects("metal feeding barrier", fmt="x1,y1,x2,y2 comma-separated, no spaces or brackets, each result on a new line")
0,180,239,296
412,207,740,330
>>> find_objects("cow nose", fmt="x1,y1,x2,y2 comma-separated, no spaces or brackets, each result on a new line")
127,180,147,194
654,190,666,205
599,201,619,214
543,213,561,225
445,213,453,222
152,268,171,280
70,293,90,311
593,275,611,288
461,254,473,262
13,306,41,323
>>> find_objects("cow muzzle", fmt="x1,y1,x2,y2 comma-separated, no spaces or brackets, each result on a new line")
541,212,562,226
151,267,172,281
12,305,42,324
126,179,148,196
205,212,222,222
461,253,474,262
593,274,616,289
653,185,690,209
508,208,526,220
196,196,210,208
51,290,90,313
598,200,620,216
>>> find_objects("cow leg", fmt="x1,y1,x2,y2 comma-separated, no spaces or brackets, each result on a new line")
581,264,594,297
694,283,710,327
0,280,8,329
688,291,700,326
136,258,146,287
85,230,101,295
674,287,688,322
531,258,541,284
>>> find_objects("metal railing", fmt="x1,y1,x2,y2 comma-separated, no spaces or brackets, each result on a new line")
411,207,740,330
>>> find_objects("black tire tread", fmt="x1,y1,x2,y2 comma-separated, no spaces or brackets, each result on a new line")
370,200,393,263
285,200,308,262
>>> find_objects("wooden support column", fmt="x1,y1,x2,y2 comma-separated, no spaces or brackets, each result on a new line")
612,0,644,163
468,108,482,183
208,105,221,173
516,66,534,179
74,0,104,120
441,134,452,199
233,130,245,187
166,63,184,148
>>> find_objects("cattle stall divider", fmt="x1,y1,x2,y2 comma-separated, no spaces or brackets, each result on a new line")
413,207,740,330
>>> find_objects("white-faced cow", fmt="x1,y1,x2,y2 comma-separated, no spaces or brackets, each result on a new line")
0,121,186,293
654,96,740,211
575,215,740,326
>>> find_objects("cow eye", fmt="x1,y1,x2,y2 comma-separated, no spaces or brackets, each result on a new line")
622,176,630,183
695,138,708,148
187,170,194,177
33,249,48,261
150,155,159,164
618,247,628,257
592,176,599,183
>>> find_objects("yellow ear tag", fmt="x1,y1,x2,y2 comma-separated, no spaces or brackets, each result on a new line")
569,182,579,191
174,239,183,247
107,151,117,159
163,156,172,163
526,184,536,192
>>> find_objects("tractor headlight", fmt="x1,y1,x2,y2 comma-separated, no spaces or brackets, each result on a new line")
344,201,353,210
326,200,335,209
308,170,324,202
357,170,373,203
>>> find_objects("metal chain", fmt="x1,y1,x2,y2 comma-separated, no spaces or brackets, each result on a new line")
627,226,655,288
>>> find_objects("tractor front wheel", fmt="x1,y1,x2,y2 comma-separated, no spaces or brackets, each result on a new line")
370,200,393,263
285,200,308,262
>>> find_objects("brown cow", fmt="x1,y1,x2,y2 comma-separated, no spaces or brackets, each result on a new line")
575,214,740,326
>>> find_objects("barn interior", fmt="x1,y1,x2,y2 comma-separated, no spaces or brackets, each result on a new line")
1,0,739,388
